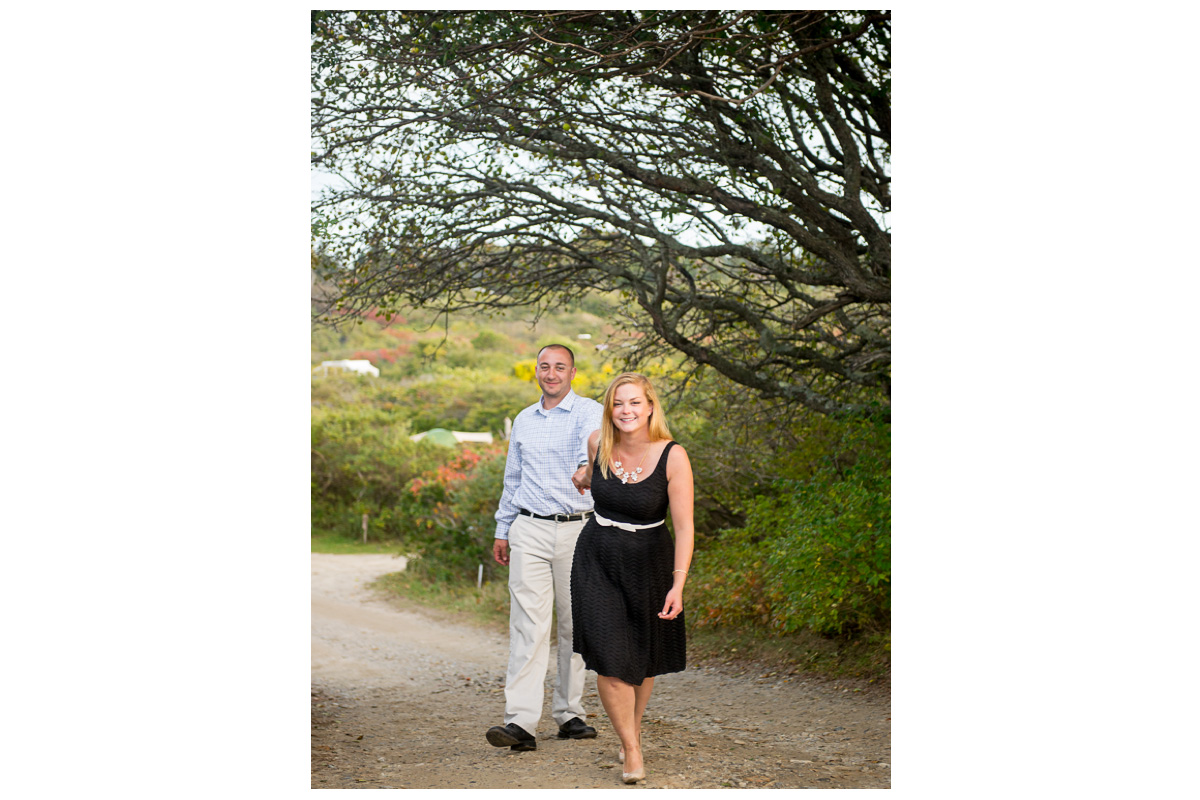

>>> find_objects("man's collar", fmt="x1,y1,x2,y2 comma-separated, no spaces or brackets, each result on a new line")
538,389,578,414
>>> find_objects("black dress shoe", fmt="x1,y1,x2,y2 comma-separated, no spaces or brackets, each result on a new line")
486,722,537,751
556,717,597,740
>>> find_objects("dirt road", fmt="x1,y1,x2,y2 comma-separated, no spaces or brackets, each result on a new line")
311,553,891,789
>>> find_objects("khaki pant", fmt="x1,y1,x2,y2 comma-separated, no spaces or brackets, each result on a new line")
503,514,587,733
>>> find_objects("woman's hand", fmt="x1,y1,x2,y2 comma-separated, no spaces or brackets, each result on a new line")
571,464,591,494
658,586,684,620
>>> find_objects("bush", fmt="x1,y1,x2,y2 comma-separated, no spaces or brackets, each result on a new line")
690,414,890,637
471,329,505,351
311,404,456,526
392,444,509,584
398,370,534,434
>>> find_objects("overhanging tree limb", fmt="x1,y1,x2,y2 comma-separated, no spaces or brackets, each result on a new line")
312,10,890,415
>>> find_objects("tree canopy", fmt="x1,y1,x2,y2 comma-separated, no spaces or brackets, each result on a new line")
311,10,890,416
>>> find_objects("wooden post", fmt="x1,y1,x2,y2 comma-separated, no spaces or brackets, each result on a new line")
362,513,369,543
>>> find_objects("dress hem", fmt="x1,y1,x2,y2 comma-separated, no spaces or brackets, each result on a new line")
576,653,687,686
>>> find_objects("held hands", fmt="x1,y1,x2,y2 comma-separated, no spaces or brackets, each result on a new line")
571,464,591,495
493,538,510,566
658,586,684,620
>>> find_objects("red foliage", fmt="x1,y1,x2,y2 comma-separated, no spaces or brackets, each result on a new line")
348,347,406,363
408,445,500,495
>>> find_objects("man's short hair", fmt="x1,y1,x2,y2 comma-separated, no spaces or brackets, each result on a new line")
537,343,575,367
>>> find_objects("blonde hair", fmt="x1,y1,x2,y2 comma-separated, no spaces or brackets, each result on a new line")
597,373,673,479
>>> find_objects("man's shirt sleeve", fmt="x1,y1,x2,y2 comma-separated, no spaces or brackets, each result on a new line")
493,418,523,540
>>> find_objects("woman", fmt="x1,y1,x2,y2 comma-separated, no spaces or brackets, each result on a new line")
570,372,694,785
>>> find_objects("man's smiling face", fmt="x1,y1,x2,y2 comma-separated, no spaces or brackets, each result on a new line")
536,346,576,404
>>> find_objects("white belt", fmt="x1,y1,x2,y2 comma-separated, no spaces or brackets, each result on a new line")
593,511,665,532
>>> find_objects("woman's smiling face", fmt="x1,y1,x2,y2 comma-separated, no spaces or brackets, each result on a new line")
611,382,651,435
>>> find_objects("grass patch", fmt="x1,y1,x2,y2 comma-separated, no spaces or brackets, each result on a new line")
311,532,408,555
371,571,512,631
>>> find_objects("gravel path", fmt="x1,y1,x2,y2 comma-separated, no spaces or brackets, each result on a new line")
311,553,891,789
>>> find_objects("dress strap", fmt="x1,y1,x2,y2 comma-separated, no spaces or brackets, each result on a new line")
653,440,677,475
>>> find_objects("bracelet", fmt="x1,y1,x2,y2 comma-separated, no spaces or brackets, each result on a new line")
672,569,688,574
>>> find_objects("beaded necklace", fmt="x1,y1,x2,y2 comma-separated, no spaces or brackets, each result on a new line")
612,442,652,484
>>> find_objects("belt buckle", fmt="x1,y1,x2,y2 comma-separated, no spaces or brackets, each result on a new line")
554,513,569,522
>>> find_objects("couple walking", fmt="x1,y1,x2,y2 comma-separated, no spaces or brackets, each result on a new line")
486,344,694,785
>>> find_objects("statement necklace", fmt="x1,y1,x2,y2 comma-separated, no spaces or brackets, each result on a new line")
613,443,652,484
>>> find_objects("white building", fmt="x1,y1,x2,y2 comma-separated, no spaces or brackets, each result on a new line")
313,359,380,377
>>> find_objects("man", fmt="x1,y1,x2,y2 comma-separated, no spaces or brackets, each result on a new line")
486,344,603,752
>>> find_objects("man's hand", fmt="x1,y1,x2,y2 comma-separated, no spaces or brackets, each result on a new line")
493,538,510,566
571,464,590,495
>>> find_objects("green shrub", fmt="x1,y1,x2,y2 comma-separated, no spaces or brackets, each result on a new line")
310,405,454,521
392,444,509,584
470,329,505,350
690,414,890,637
397,370,534,435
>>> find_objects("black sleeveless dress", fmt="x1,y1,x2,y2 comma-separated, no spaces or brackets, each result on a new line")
570,440,686,685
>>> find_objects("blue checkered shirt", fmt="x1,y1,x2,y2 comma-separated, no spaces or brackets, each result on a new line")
494,389,604,540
